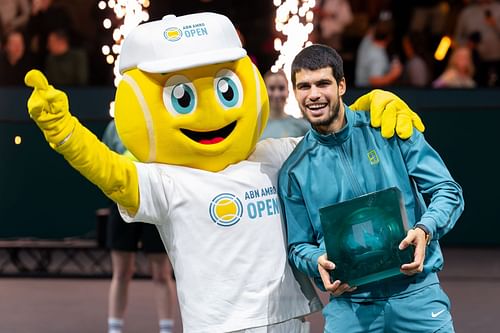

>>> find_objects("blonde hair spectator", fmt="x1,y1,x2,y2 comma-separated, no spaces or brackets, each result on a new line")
433,46,476,88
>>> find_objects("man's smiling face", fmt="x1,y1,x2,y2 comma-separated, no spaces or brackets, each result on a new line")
293,67,346,134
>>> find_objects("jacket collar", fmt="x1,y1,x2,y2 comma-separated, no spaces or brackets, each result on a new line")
310,103,353,145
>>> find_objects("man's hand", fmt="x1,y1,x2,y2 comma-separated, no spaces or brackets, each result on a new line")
25,69,75,148
318,254,356,296
349,89,425,139
399,227,428,275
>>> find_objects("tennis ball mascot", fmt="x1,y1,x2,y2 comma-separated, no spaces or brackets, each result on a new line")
25,12,424,332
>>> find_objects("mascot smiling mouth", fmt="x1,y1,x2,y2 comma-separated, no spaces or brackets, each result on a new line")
181,121,237,144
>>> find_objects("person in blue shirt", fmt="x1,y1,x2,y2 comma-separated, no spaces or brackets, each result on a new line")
278,44,464,333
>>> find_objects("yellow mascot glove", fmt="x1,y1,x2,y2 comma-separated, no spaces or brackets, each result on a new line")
25,70,139,214
25,69,75,148
349,89,425,139
123,150,138,161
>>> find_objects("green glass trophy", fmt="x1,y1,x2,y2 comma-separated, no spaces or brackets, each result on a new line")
319,187,413,287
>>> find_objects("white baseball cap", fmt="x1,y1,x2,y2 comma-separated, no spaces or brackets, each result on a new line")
119,12,247,74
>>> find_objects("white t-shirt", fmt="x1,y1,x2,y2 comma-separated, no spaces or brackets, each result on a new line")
120,138,320,333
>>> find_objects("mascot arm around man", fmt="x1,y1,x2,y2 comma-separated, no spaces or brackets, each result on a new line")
25,12,424,333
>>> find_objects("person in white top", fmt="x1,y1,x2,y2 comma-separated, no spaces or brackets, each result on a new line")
260,69,310,139
25,12,424,333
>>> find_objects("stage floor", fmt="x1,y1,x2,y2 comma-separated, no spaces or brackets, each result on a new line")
0,247,498,333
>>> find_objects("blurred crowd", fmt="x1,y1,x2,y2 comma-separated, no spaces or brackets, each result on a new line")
0,0,499,88
0,0,88,86
309,0,500,88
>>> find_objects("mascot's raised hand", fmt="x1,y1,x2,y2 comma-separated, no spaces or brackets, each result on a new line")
25,70,74,148
25,70,139,213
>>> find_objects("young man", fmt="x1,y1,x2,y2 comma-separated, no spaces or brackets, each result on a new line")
278,44,464,332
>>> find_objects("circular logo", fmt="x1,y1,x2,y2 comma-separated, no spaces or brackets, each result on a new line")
164,27,182,41
209,193,243,227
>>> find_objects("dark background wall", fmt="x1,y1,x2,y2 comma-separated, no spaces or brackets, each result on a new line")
1,87,498,245
0,88,113,239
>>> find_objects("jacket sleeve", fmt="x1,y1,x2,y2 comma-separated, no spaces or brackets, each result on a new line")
399,131,464,240
278,170,325,284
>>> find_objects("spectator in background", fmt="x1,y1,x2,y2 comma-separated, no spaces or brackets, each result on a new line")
0,0,31,39
0,30,36,86
45,28,88,86
317,0,353,51
401,32,432,87
354,17,403,87
26,0,74,62
433,46,476,88
408,0,450,48
454,0,500,86
261,70,309,139
102,120,177,333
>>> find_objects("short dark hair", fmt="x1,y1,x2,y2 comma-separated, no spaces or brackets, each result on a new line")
291,44,344,87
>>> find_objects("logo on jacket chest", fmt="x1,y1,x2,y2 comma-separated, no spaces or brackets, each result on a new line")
367,149,380,165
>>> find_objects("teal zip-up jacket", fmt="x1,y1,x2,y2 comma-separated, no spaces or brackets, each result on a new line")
278,105,464,300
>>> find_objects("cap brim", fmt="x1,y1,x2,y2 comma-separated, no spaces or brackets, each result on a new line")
138,48,247,73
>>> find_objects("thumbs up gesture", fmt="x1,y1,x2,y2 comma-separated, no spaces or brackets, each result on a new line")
25,70,75,148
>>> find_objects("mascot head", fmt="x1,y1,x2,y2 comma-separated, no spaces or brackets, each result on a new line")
114,12,269,172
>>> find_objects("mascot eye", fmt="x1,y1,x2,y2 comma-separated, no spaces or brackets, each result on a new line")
163,75,197,115
172,84,195,113
214,70,243,109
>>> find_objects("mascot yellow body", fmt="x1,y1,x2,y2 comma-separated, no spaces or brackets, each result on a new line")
25,12,423,332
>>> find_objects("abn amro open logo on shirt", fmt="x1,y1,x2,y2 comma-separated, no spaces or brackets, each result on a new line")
209,193,243,227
